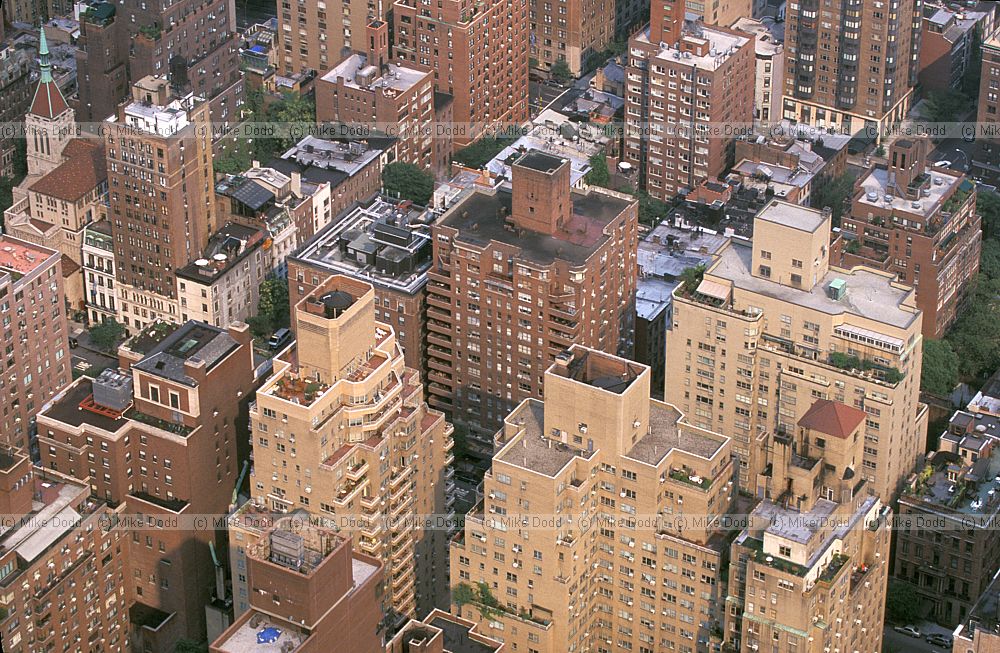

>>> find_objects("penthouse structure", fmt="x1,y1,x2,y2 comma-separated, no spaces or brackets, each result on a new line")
288,197,436,375
892,407,1000,627
725,399,892,652
781,0,920,132
0,452,130,653
316,23,453,176
731,132,850,206
393,0,530,145
232,276,454,620
426,151,639,459
37,321,257,647
838,138,981,338
106,77,216,335
0,236,71,453
449,345,737,652
665,200,928,499
212,524,384,653
624,8,755,200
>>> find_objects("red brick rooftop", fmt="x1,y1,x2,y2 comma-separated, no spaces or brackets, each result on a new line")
0,237,56,276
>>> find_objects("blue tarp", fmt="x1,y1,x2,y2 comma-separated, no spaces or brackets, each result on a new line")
257,627,281,644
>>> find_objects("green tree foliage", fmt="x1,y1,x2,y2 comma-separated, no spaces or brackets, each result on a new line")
981,238,1000,280
884,579,923,624
550,59,572,83
810,171,857,226
585,153,610,188
943,275,1000,380
382,162,435,205
214,90,315,176
678,265,706,296
452,136,517,169
249,278,290,339
920,339,960,396
88,319,125,352
924,89,972,123
174,640,209,653
978,190,1000,240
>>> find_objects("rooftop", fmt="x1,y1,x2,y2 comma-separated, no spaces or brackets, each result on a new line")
709,239,919,329
429,614,503,653
322,54,429,92
856,166,962,220
551,348,644,394
291,196,434,295
28,139,106,202
133,321,240,386
0,237,57,279
0,473,96,566
213,614,307,653
39,378,129,432
637,220,728,320
496,401,583,477
637,21,750,71
626,402,727,465
798,399,867,439
273,135,384,184
176,222,267,282
756,201,828,233
440,185,632,265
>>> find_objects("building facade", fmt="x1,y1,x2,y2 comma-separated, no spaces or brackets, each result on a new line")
665,200,928,498
275,0,385,76
212,525,384,653
0,42,31,178
426,151,639,459
106,77,216,335
393,0,530,145
919,3,990,94
624,7,755,200
449,345,737,653
731,17,786,124
975,29,1000,180
837,138,981,338
37,321,257,647
781,0,920,133
230,275,454,620
0,452,130,653
0,236,71,454
893,408,1000,627
83,220,117,324
725,399,891,653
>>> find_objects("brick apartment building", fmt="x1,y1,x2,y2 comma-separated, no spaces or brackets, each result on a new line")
288,196,436,376
316,21,454,177
624,3,755,200
0,236,71,454
275,0,386,77
893,407,1000,627
665,200,928,498
75,0,242,124
0,41,30,178
919,2,992,94
37,321,257,648
725,399,891,652
0,451,130,653
393,0,530,145
975,28,1000,180
955,568,1000,653
106,77,217,335
212,525,384,653
782,0,920,133
731,132,849,206
229,276,454,620
836,137,981,338
449,345,737,652
426,151,639,460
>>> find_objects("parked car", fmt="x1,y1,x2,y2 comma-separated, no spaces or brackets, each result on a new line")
926,633,953,647
933,160,952,168
893,625,921,638
268,328,292,351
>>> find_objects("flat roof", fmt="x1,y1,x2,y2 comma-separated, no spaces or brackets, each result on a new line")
0,237,57,277
636,22,750,71
322,54,429,92
756,200,828,233
496,401,580,477
626,402,727,465
40,378,129,432
856,166,962,220
213,614,307,653
440,186,631,265
133,321,239,386
710,239,919,329
429,615,502,653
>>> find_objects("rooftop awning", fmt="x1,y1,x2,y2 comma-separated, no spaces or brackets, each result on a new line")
696,279,730,301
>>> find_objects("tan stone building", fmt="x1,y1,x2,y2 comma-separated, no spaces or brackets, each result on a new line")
725,398,892,653
624,6,755,200
426,151,639,461
665,199,928,499
106,76,217,335
387,609,505,653
449,345,737,653
230,275,454,621
275,0,386,76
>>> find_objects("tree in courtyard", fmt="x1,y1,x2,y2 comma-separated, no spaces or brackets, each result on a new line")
382,162,435,205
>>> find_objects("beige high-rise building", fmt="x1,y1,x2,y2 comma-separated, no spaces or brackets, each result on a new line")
665,199,928,499
276,0,385,76
230,275,455,621
724,398,892,652
449,345,738,653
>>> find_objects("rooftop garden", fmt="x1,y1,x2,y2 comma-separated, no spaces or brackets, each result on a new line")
742,537,809,577
272,375,329,405
138,23,162,40
124,408,193,436
669,468,711,490
828,352,903,384
818,553,849,584
452,582,551,626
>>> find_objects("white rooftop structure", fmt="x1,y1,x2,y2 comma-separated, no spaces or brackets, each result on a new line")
322,53,429,93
